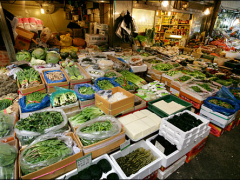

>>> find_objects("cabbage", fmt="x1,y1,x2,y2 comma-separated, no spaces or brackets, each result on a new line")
30,57,46,66
46,51,60,64
16,50,31,61
32,48,46,60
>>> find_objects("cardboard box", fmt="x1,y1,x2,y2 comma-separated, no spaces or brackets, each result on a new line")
161,75,172,87
41,69,69,93
7,139,19,180
170,84,180,97
208,123,225,137
17,73,46,96
15,27,34,50
75,127,125,159
79,99,95,109
61,63,91,89
151,72,161,81
185,136,208,163
0,50,11,67
95,87,135,116
179,94,203,109
19,132,83,180
121,95,147,115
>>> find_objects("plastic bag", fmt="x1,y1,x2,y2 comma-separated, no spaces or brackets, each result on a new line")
74,83,98,100
0,143,17,179
19,95,50,113
86,69,105,79
50,87,78,107
40,27,52,43
216,86,240,105
94,77,121,90
76,115,121,141
60,33,72,46
204,97,240,116
15,109,69,146
0,113,15,142
19,133,76,175
43,70,67,84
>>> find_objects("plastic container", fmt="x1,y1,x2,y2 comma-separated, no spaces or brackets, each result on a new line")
129,56,143,66
148,94,192,117
56,154,123,179
130,64,148,73
159,110,210,150
97,60,114,71
110,140,162,179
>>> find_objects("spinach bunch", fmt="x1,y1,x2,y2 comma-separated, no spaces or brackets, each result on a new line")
0,113,13,139
0,143,17,179
15,111,64,133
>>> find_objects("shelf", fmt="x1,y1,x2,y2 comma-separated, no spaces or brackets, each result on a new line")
178,24,190,26
162,24,178,26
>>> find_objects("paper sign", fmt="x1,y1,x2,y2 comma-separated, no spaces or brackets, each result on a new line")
155,141,165,154
120,139,130,151
76,153,92,172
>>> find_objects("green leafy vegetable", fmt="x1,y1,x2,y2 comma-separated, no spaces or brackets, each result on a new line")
53,92,77,107
105,72,117,77
79,86,96,95
64,65,83,80
197,83,212,92
32,48,46,60
190,86,202,92
46,51,60,64
80,120,112,133
114,77,135,91
69,106,104,127
0,114,12,138
165,70,181,77
230,89,240,100
97,80,114,90
16,50,31,61
16,68,41,89
153,63,174,71
174,75,191,82
0,99,12,111
26,92,47,105
209,99,234,109
215,79,232,86
120,70,146,88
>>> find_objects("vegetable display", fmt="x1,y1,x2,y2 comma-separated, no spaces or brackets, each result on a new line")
26,92,47,105
69,106,104,127
32,48,46,60
174,75,191,82
190,86,202,92
197,83,212,92
208,99,234,109
62,63,84,80
20,139,72,175
53,92,77,107
15,111,64,133
46,71,64,81
120,70,146,88
215,79,232,86
165,70,181,76
16,68,41,89
0,114,13,138
167,112,202,132
230,89,240,100
0,99,12,111
0,143,17,179
114,77,135,91
79,86,96,95
116,147,157,177
153,63,174,71
16,50,31,61
105,72,117,77
97,80,115,90
80,120,112,133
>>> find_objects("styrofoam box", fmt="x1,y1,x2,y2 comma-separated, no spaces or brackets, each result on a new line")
56,154,123,179
146,127,211,167
157,155,186,180
159,110,210,150
110,140,162,179
130,64,148,73
199,113,234,129
200,104,237,127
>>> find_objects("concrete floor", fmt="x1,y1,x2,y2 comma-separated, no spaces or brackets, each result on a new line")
167,126,240,179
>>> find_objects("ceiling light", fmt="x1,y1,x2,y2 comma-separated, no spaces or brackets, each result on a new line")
204,8,210,15
162,1,169,7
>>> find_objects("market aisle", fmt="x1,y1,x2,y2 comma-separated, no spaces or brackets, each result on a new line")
167,126,240,179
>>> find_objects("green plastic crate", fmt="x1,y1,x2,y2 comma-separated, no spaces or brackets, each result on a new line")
147,94,192,117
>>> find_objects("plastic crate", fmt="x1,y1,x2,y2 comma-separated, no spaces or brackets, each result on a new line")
159,110,210,150
56,154,123,179
148,94,192,117
110,140,162,179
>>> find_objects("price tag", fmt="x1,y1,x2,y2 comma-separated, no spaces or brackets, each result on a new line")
120,139,130,151
155,141,165,154
76,153,92,172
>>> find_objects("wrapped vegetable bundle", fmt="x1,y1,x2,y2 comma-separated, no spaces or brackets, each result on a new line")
0,113,15,141
120,71,146,88
16,68,41,89
20,133,75,175
0,99,13,111
0,143,17,179
15,109,68,145
76,115,121,146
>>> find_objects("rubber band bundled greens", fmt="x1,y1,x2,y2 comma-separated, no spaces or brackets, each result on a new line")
120,70,146,88
0,99,12,111
208,99,234,109
191,86,202,92
15,111,64,133
79,86,96,95
16,68,41,89
97,79,115,90
114,77,135,91
52,91,77,107
116,147,157,177
69,106,104,127
0,143,17,179
20,138,72,175
26,92,47,105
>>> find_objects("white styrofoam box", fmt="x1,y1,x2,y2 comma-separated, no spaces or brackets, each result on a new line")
157,155,186,180
130,64,148,73
110,140,162,179
200,104,237,127
159,110,210,150
169,87,180,96
56,154,123,179
199,113,234,128
51,101,80,112
85,33,108,43
146,126,211,168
